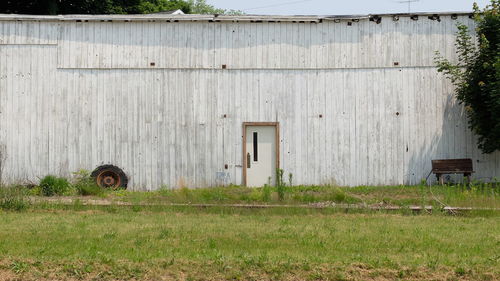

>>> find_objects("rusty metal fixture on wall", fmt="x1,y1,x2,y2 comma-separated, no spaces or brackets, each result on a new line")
428,14,441,22
91,165,128,189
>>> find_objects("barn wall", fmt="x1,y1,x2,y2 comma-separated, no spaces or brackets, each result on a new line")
55,16,466,69
0,16,499,189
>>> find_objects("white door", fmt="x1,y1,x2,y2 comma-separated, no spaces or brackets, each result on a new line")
245,125,277,187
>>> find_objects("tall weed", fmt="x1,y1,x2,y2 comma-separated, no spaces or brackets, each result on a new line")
276,169,286,201
0,186,30,211
39,175,69,196
72,170,103,196
261,185,271,202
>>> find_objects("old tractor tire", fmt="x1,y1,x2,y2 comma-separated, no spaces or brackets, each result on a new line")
91,165,128,189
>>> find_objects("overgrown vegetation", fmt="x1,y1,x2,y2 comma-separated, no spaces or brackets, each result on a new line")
3,175,499,211
12,170,499,208
435,0,500,153
39,175,70,196
0,185,30,211
30,171,103,197
72,170,104,196
104,182,499,209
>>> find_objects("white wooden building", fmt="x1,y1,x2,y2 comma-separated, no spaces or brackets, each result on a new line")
0,13,499,189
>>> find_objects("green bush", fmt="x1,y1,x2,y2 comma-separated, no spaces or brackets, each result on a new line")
72,170,103,196
0,186,30,211
39,175,70,196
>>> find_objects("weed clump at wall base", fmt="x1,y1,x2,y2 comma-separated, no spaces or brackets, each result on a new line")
276,169,286,201
0,186,30,211
39,175,70,196
72,170,103,196
261,185,271,202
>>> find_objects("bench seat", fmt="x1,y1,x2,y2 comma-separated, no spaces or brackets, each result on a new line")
431,158,474,185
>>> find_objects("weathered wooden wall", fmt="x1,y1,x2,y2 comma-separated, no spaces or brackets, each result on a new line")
0,14,499,189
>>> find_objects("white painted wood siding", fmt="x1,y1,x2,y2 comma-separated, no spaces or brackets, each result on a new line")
0,15,498,189
55,16,470,69
0,21,58,45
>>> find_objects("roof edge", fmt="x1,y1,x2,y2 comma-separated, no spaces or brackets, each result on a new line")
0,12,474,22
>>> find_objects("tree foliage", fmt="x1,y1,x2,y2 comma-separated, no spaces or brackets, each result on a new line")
187,0,242,15
0,0,242,15
435,0,500,154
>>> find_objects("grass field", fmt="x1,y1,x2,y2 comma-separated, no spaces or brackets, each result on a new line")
0,184,499,280
0,205,499,281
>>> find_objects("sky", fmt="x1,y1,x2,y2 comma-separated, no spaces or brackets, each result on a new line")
207,0,490,15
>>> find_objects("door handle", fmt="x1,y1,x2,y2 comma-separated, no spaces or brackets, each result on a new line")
247,153,251,168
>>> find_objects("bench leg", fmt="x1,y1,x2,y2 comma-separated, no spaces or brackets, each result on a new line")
436,174,444,185
465,173,471,189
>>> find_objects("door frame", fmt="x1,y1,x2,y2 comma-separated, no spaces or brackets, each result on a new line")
242,122,280,187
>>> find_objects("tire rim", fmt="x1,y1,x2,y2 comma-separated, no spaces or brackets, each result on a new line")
96,170,121,188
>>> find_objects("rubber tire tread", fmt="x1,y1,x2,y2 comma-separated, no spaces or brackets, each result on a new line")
91,165,128,189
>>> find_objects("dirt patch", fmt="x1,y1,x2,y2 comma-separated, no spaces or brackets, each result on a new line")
0,259,495,281
0,271,16,281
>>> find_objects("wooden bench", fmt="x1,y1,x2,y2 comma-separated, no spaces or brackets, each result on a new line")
431,158,474,185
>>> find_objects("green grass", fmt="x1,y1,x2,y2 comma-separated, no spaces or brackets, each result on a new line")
1,183,498,279
101,184,499,209
0,206,498,280
0,186,30,211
